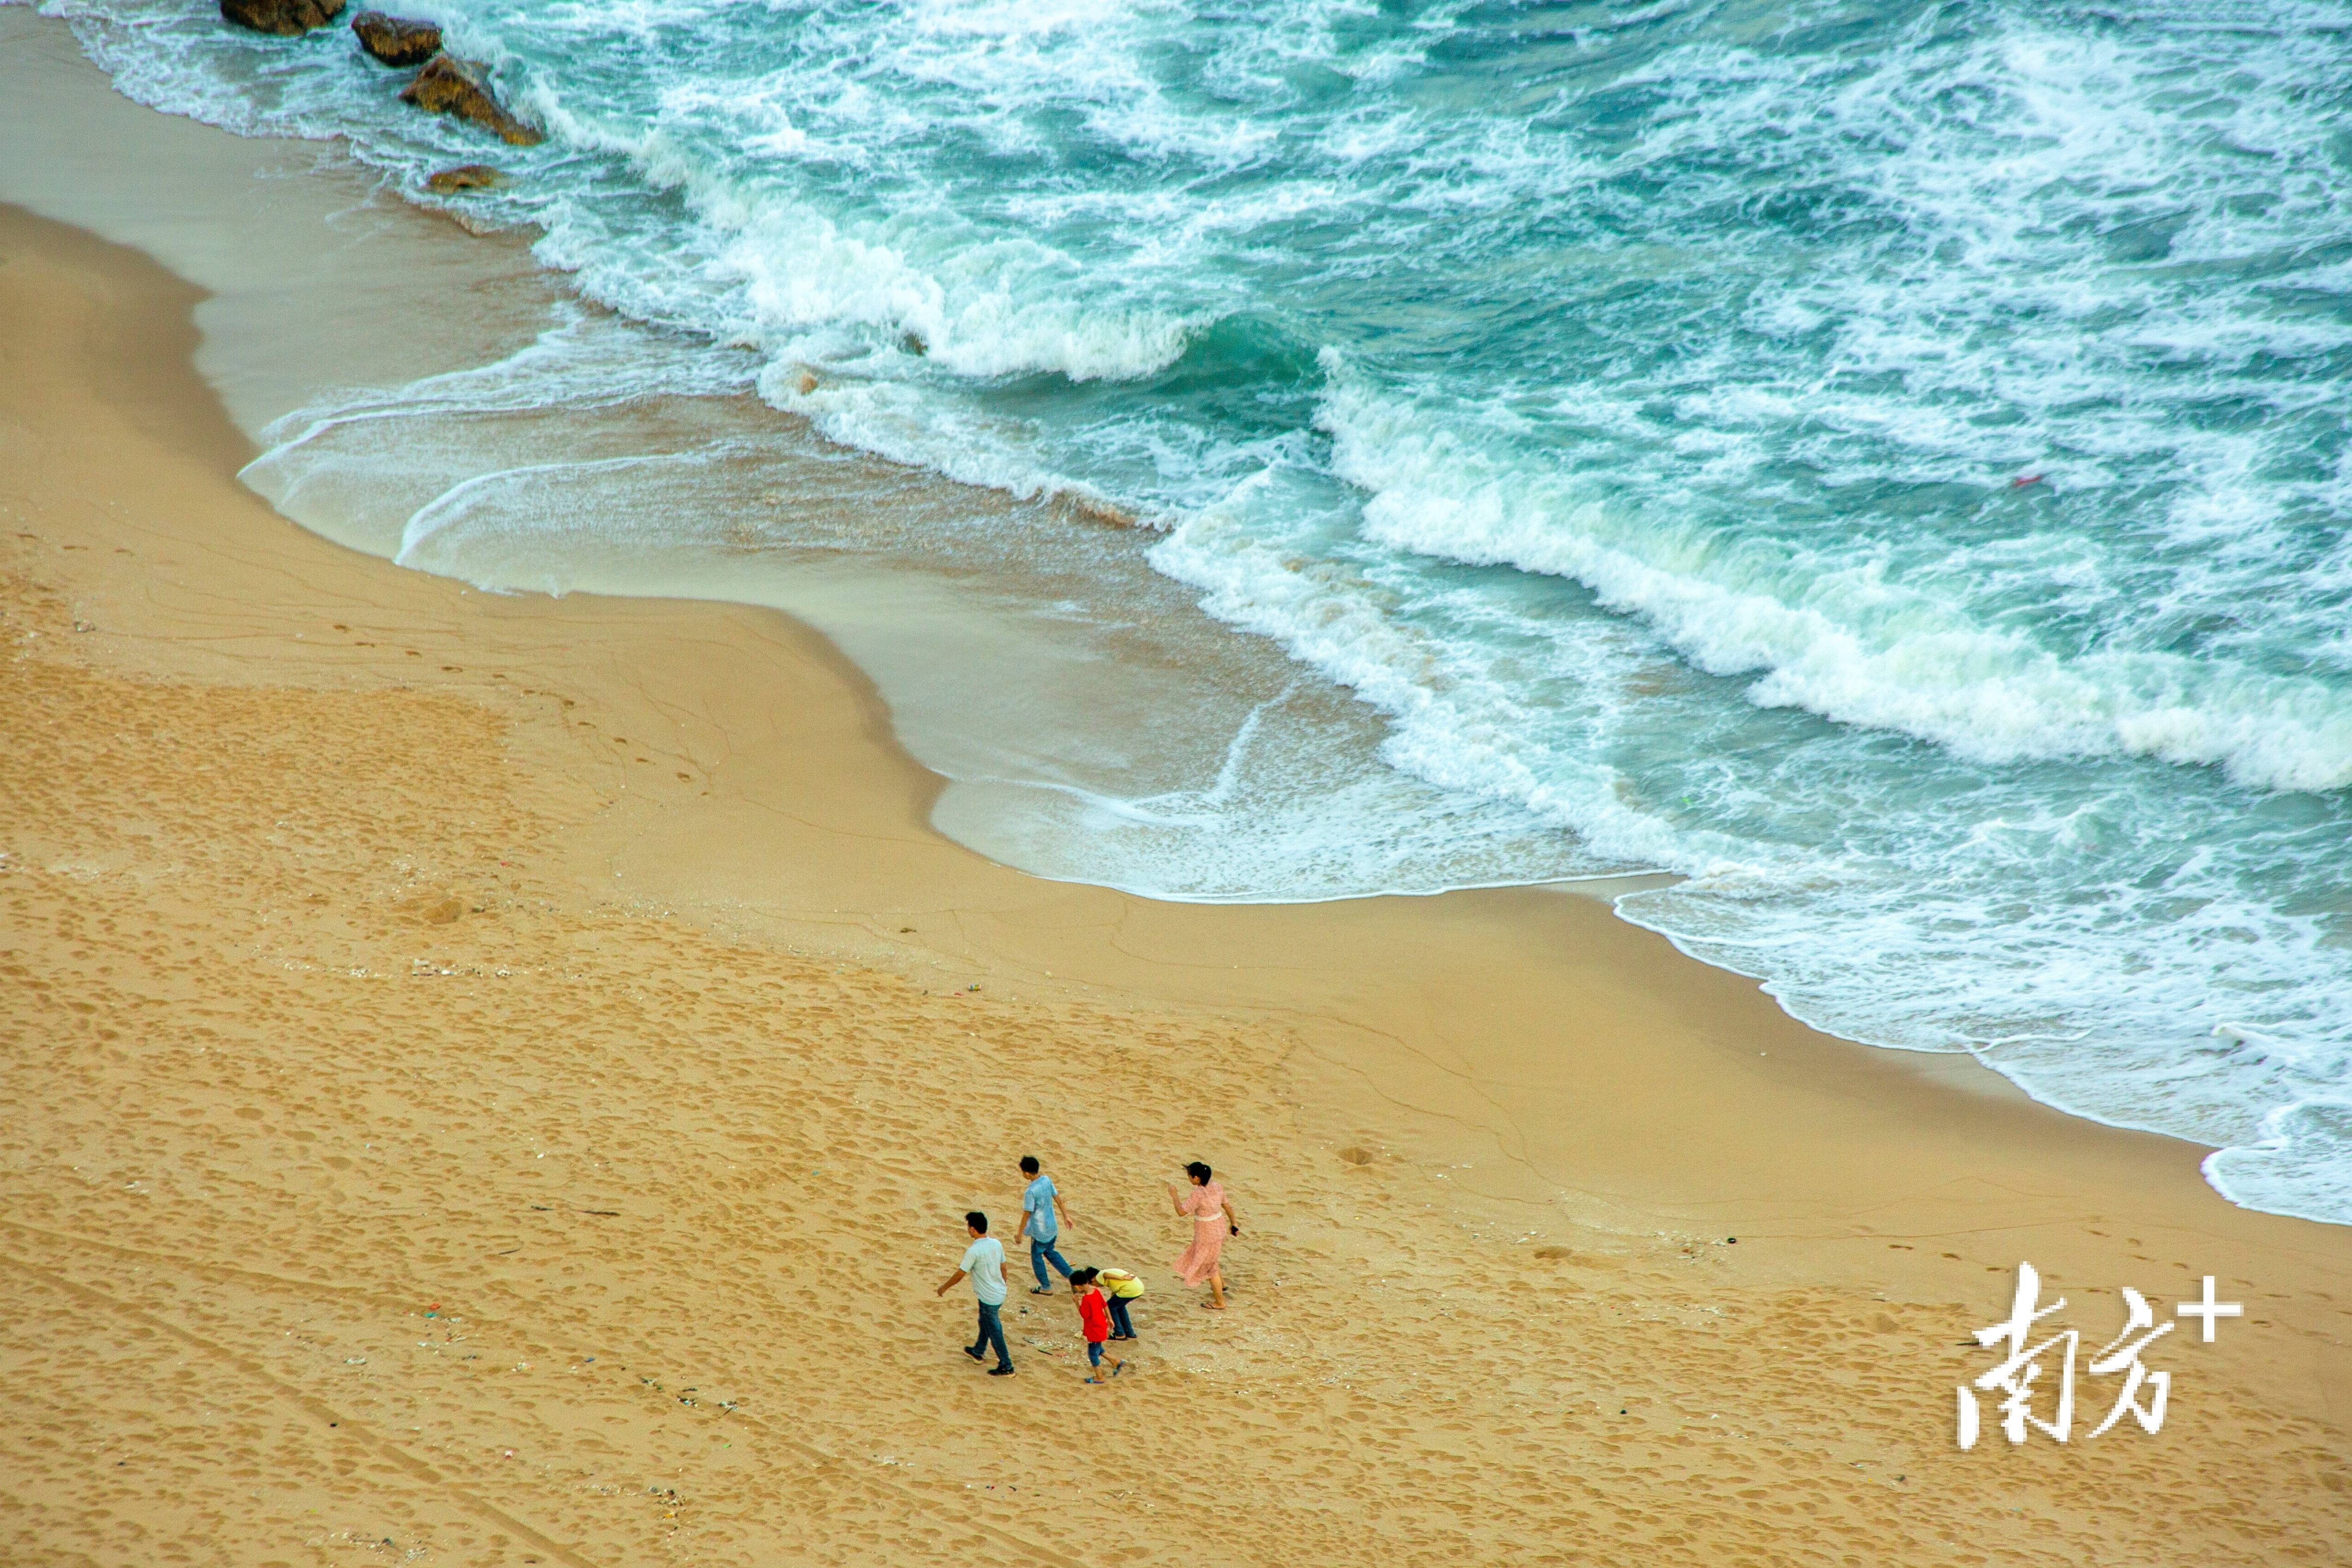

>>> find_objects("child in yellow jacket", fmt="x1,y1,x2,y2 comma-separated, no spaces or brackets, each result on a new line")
1095,1266,1144,1341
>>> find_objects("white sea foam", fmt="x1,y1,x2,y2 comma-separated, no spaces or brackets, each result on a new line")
1319,369,2352,792
1150,487,1741,878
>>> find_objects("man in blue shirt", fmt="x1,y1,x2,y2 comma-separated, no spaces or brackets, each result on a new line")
935,1210,1014,1375
1015,1154,1075,1295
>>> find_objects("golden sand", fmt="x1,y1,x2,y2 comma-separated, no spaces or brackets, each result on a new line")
3,203,2347,1565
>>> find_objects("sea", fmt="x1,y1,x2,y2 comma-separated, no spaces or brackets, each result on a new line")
26,0,2352,1225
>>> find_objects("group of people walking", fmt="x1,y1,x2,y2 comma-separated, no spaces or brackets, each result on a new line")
934,1156,1242,1379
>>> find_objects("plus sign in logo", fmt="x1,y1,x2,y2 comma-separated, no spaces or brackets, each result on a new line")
2176,1275,2243,1342
1957,1265,2244,1448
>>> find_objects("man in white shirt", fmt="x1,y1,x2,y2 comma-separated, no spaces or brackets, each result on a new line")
935,1210,1014,1375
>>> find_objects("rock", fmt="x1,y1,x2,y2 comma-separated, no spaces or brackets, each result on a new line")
399,55,544,146
351,10,441,66
426,164,503,194
220,0,344,36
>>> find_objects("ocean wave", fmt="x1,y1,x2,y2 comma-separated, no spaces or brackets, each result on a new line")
1318,368,2352,793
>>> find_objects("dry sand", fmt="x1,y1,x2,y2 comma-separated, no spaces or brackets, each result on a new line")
2,183,2348,1565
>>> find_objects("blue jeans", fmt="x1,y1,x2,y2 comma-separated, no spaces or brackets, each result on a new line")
970,1302,1011,1370
1106,1293,1136,1339
1029,1236,1072,1291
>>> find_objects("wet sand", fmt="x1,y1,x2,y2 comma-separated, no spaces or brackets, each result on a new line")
2,31,2348,1566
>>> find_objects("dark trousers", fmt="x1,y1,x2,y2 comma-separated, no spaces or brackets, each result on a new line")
1107,1293,1137,1338
970,1301,1011,1369
1030,1236,1072,1290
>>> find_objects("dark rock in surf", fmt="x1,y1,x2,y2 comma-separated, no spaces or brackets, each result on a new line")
351,10,441,66
399,54,544,146
220,0,344,37
426,163,503,194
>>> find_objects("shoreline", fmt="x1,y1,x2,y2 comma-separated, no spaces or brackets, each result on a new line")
2,27,2348,1566
10,3,2340,1228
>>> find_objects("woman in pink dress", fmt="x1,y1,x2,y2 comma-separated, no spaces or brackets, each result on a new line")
1167,1160,1242,1309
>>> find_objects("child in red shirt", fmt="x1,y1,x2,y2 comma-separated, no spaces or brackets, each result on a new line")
1070,1268,1126,1383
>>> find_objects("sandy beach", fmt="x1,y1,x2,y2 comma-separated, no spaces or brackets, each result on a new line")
4,17,2350,1564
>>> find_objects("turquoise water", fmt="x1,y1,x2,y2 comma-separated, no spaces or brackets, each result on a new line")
37,0,2352,1223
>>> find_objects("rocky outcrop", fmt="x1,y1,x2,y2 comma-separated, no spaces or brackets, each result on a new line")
425,164,502,194
399,55,544,146
351,10,441,66
219,0,344,36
